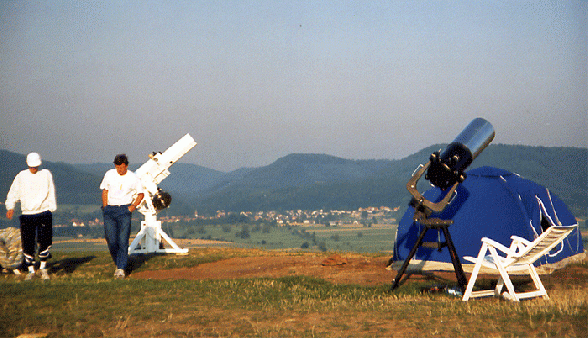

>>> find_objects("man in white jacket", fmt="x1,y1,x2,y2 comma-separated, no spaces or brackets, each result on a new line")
5,152,57,280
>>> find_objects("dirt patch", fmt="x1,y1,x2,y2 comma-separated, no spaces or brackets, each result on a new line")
131,253,463,286
132,254,390,285
130,249,588,289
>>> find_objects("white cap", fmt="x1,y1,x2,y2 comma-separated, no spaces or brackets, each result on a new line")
26,152,42,167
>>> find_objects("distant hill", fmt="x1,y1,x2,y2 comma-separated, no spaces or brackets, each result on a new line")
193,145,587,217
192,154,394,213
0,145,586,217
470,144,587,211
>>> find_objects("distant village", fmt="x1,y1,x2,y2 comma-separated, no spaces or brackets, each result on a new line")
59,206,402,229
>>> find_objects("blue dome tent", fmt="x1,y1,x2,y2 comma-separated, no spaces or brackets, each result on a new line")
392,166,585,273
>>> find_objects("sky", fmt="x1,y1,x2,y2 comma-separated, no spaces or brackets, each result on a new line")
1,1,586,172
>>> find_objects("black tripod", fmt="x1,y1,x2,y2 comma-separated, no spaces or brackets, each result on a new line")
390,217,467,292
391,161,468,292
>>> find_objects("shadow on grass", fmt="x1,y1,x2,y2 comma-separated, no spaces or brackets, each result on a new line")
126,253,160,275
392,271,457,288
46,253,163,276
390,271,535,295
50,256,96,274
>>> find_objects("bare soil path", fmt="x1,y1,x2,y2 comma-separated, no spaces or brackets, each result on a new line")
130,253,462,286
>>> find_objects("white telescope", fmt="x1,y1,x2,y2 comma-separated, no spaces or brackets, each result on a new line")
128,133,197,255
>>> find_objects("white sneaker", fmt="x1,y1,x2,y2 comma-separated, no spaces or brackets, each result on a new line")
114,269,125,279
25,272,35,280
40,269,50,280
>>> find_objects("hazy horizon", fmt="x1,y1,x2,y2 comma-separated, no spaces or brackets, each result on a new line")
1,1,586,171
2,142,586,174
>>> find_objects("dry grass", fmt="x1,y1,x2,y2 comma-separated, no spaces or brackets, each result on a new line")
1,249,586,337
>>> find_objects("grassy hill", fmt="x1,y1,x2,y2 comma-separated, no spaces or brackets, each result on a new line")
194,145,587,216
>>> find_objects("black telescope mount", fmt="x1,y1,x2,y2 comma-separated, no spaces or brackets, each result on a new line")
390,161,468,292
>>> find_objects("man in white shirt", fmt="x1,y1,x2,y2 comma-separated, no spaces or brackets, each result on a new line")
100,154,144,279
5,152,56,280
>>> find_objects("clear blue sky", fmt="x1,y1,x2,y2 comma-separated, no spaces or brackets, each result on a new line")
1,1,586,171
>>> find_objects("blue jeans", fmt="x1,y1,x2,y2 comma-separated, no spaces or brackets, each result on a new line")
103,205,132,270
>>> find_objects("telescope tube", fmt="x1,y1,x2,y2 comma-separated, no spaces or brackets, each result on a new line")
451,117,495,160
426,118,494,189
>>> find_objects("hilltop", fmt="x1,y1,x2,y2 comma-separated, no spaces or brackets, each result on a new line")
1,247,587,337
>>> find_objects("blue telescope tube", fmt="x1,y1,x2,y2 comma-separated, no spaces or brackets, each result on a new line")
426,118,495,190
451,117,495,160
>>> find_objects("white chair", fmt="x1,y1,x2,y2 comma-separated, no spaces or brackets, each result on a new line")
462,225,577,301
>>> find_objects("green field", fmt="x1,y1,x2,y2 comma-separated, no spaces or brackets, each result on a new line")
171,223,398,253
50,222,399,254
54,220,588,256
